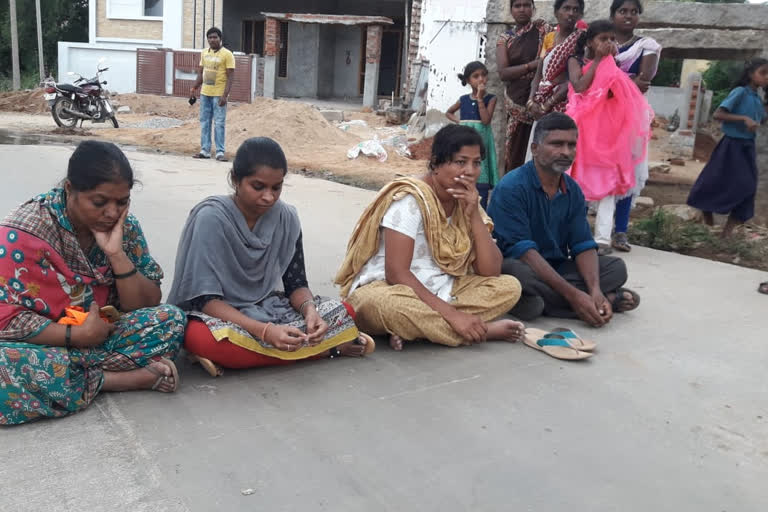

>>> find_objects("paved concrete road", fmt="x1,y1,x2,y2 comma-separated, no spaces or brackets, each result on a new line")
1,144,766,512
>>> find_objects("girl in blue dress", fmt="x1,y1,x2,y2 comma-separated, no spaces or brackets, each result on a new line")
687,58,768,238
446,61,499,209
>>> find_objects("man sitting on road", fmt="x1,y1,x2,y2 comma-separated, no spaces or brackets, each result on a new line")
487,112,640,325
192,27,235,162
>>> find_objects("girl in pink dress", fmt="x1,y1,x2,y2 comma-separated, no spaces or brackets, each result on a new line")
565,19,654,253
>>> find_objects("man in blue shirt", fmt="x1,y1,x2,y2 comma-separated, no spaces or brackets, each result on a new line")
487,113,639,325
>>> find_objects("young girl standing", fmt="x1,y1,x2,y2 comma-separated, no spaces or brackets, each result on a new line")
446,61,499,209
565,20,654,254
687,58,768,238
609,0,661,252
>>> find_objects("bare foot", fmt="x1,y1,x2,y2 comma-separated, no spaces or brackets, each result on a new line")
486,319,525,342
720,217,742,239
338,334,375,357
389,334,404,351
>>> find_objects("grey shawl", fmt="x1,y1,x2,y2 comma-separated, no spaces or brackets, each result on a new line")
167,195,301,316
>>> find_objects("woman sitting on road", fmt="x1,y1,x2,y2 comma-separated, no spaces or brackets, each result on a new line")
169,137,374,377
336,125,524,351
0,141,186,425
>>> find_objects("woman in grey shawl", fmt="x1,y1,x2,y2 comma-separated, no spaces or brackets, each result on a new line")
168,138,374,377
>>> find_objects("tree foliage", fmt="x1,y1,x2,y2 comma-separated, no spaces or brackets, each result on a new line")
0,0,88,83
703,60,745,112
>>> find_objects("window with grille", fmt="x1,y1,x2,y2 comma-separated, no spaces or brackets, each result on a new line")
242,20,265,54
278,22,289,78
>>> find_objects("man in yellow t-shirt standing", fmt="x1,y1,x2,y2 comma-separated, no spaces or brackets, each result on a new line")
192,27,235,161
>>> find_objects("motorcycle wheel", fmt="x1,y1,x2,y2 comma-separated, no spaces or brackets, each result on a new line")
51,97,78,128
110,115,119,128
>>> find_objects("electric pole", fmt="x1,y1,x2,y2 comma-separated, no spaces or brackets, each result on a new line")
36,0,45,80
9,0,21,89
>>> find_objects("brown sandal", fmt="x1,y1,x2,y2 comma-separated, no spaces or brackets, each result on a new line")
146,358,179,392
337,332,376,357
188,353,223,377
358,332,376,355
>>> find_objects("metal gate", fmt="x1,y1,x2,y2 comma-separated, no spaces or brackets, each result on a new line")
230,55,252,103
136,49,166,95
173,51,253,103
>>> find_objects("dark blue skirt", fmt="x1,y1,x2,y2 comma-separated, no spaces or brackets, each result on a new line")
687,136,757,222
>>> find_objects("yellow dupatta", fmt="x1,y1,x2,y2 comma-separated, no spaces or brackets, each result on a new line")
334,177,493,298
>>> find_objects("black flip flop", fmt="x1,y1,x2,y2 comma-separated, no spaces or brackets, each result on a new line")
612,287,640,312
758,282,768,295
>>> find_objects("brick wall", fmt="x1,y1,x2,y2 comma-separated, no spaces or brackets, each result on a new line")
96,0,163,40
264,17,280,57
406,0,423,99
182,0,194,47
182,0,225,49
365,25,383,64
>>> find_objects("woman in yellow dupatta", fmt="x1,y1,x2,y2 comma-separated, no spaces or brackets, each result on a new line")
336,125,524,350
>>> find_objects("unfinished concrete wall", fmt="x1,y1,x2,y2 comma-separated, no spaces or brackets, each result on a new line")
318,25,336,98
333,26,363,98
419,0,490,112
646,86,686,120
276,23,320,98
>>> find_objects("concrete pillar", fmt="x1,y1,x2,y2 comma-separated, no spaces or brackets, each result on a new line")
263,17,280,99
165,51,174,95
363,25,383,109
483,21,509,175
163,0,183,48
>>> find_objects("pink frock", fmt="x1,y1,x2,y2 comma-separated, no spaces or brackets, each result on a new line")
566,57,654,201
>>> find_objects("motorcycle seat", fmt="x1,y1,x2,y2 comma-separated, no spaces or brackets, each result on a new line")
57,83,84,94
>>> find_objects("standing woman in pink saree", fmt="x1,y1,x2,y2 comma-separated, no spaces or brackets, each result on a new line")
565,20,654,254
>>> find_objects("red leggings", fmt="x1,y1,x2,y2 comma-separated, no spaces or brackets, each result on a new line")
184,319,297,368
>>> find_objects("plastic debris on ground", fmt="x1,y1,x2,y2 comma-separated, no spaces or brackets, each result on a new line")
337,119,368,131
347,138,388,162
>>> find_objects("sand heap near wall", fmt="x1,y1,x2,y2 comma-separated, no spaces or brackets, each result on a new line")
0,89,49,114
105,97,426,185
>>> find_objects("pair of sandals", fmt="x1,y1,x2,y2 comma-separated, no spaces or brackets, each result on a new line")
598,233,631,256
524,328,595,360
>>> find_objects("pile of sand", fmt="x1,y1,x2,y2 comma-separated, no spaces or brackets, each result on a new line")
105,97,426,186
112,93,200,120
0,89,49,114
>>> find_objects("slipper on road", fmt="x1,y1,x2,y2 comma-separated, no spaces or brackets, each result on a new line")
524,329,592,361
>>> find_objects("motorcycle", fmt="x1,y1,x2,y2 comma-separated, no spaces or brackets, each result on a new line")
43,60,118,128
